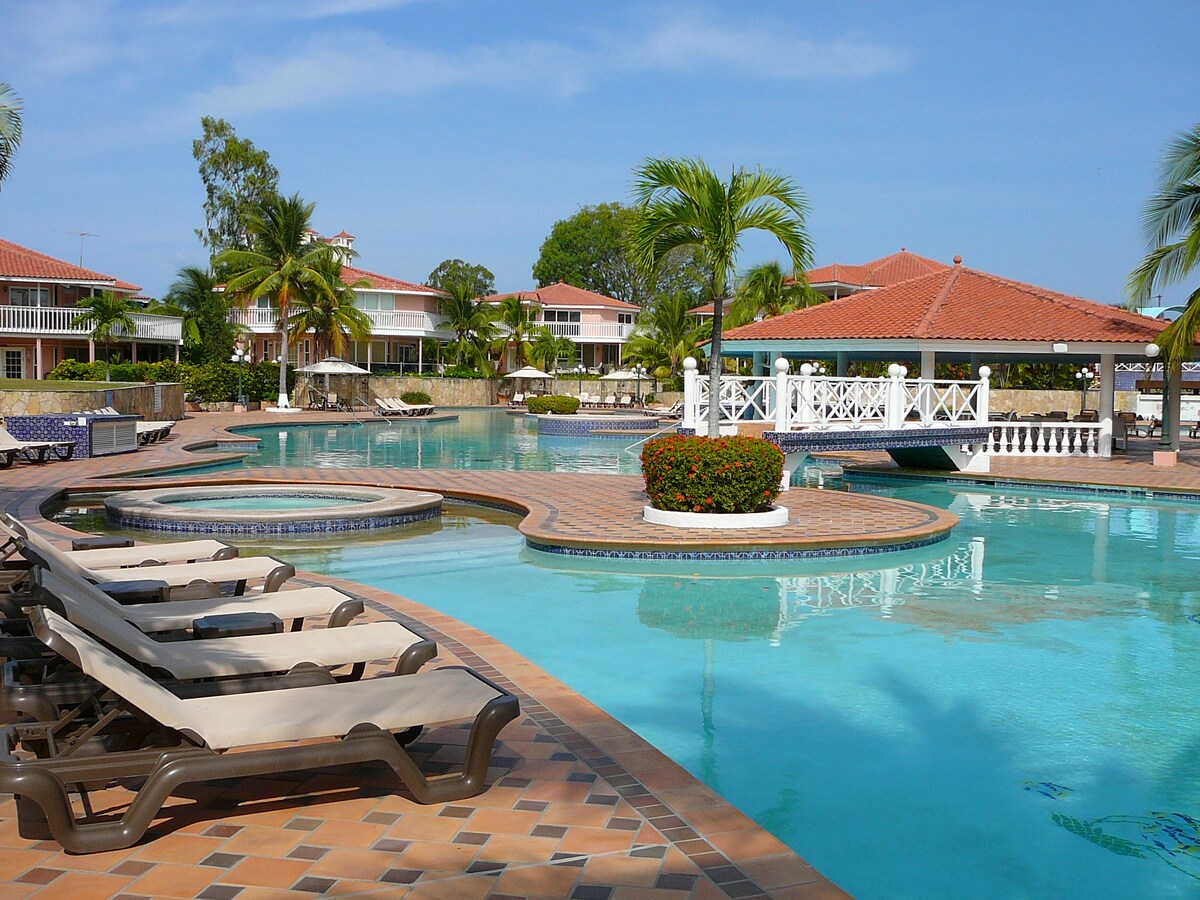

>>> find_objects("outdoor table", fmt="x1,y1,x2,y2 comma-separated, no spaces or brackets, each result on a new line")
192,612,284,639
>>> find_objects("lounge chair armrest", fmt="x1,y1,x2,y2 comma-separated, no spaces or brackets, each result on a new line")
394,639,438,676
263,564,296,594
101,579,171,605
71,536,134,552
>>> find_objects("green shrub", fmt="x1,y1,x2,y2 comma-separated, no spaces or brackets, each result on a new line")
400,390,432,405
641,434,784,514
441,365,488,379
527,395,581,415
45,359,97,381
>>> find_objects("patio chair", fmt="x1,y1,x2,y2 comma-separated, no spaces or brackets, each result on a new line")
26,569,435,685
656,401,683,420
374,397,404,417
618,394,633,408
0,606,518,853
0,519,236,572
1074,409,1099,422
1044,410,1069,421
390,398,434,416
603,394,617,407
508,392,525,408
0,426,74,464
13,524,293,598
1189,421,1200,439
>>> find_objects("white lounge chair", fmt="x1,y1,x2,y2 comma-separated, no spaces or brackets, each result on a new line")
385,398,434,416
2,607,518,853
0,426,74,464
508,392,526,408
1,516,235,569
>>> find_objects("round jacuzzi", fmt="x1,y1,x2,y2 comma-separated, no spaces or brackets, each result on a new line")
103,485,443,536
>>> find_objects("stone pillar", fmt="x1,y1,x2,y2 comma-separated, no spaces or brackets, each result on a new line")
130,342,138,364
1098,354,1115,458
175,345,180,363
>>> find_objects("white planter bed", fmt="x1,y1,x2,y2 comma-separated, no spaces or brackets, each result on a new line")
642,505,789,529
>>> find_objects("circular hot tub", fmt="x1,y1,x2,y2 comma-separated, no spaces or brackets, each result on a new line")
104,485,442,536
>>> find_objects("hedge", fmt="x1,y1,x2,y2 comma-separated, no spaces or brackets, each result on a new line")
44,359,295,403
526,395,581,415
400,390,432,405
641,434,784,514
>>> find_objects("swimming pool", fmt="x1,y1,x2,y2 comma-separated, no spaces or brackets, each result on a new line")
207,477,1194,900
223,409,656,475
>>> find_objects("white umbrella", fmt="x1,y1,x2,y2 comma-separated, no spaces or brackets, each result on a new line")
296,357,370,406
503,366,553,380
600,369,636,381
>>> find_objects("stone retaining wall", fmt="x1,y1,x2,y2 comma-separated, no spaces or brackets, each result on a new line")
0,382,184,421
991,388,1138,416
294,375,501,407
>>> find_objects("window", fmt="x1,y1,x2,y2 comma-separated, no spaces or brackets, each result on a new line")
9,287,50,306
618,313,634,325
543,309,581,323
355,292,383,311
543,309,580,336
3,349,25,379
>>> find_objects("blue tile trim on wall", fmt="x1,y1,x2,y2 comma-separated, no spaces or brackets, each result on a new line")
523,531,950,561
535,416,662,437
5,413,138,459
108,502,440,535
843,468,1200,503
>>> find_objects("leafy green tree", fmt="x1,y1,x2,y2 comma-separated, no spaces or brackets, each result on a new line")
288,255,373,359
532,202,709,305
70,291,137,381
629,157,813,437
0,83,22,191
426,259,495,298
726,260,825,330
216,193,336,408
528,327,575,373
494,294,541,371
624,290,709,378
1129,122,1200,369
193,116,280,256
439,281,500,374
148,265,238,365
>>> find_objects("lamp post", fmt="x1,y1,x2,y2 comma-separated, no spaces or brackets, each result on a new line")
575,363,585,396
632,365,647,406
230,348,253,409
1074,366,1095,415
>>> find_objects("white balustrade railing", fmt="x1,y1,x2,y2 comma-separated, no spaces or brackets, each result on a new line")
0,305,182,342
682,361,990,432
541,321,636,341
231,307,447,335
986,421,1101,458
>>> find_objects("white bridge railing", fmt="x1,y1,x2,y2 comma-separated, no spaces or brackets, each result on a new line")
683,361,990,432
681,358,1110,459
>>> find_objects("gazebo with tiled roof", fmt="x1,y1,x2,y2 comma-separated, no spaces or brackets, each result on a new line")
720,256,1171,456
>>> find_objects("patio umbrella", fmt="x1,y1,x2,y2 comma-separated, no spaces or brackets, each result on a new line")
296,357,370,405
504,365,554,397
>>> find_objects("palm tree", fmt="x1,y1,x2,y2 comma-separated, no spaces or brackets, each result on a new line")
495,293,541,371
629,157,813,436
70,291,137,381
439,281,499,373
623,290,709,378
529,327,574,374
287,255,372,359
725,260,825,330
1129,123,1200,366
0,83,22,190
147,265,240,364
215,193,336,408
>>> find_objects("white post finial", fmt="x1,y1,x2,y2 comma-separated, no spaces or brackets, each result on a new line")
682,357,698,430
976,366,991,425
774,358,790,431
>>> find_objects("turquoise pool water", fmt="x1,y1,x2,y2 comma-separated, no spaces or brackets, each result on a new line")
166,495,368,511
258,479,1200,900
225,409,650,474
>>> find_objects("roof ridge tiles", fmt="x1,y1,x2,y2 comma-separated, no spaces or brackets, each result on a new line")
912,267,960,336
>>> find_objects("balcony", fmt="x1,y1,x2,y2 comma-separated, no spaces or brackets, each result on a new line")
0,306,183,343
540,321,636,343
231,307,449,338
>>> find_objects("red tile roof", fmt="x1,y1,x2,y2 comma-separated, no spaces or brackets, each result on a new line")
724,262,1167,344
342,265,441,295
805,249,949,289
483,282,639,310
332,230,356,239
0,238,141,292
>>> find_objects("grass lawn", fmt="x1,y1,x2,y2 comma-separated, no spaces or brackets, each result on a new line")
0,379,137,391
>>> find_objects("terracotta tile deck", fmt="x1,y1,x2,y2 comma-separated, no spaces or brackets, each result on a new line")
5,409,1200,898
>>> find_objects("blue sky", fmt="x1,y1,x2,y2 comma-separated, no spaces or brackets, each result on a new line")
3,0,1197,306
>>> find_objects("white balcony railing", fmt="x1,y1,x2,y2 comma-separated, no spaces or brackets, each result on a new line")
986,421,1101,458
0,306,183,342
231,307,448,336
540,321,635,342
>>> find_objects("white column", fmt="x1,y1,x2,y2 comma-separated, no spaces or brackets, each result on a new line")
88,340,95,363
417,338,423,374
1098,353,1115,458
34,338,43,379
366,340,373,373
682,357,698,430
920,349,936,379
774,358,790,431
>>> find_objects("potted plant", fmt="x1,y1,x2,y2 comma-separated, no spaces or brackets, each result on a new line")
640,434,788,528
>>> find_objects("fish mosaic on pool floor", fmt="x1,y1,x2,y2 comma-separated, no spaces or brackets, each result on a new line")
1023,780,1074,799
1052,811,1200,880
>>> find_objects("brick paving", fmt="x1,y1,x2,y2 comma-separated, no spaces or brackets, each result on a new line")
5,409,1200,899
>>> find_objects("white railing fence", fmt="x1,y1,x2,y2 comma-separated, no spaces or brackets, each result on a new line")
986,421,1101,458
231,307,447,335
682,360,990,432
0,306,182,342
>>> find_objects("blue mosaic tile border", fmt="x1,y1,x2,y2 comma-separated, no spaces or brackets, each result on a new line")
524,530,950,561
108,504,440,535
536,416,661,437
843,468,1200,503
765,427,991,454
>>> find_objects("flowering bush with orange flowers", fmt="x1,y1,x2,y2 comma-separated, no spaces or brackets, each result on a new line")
640,434,784,514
